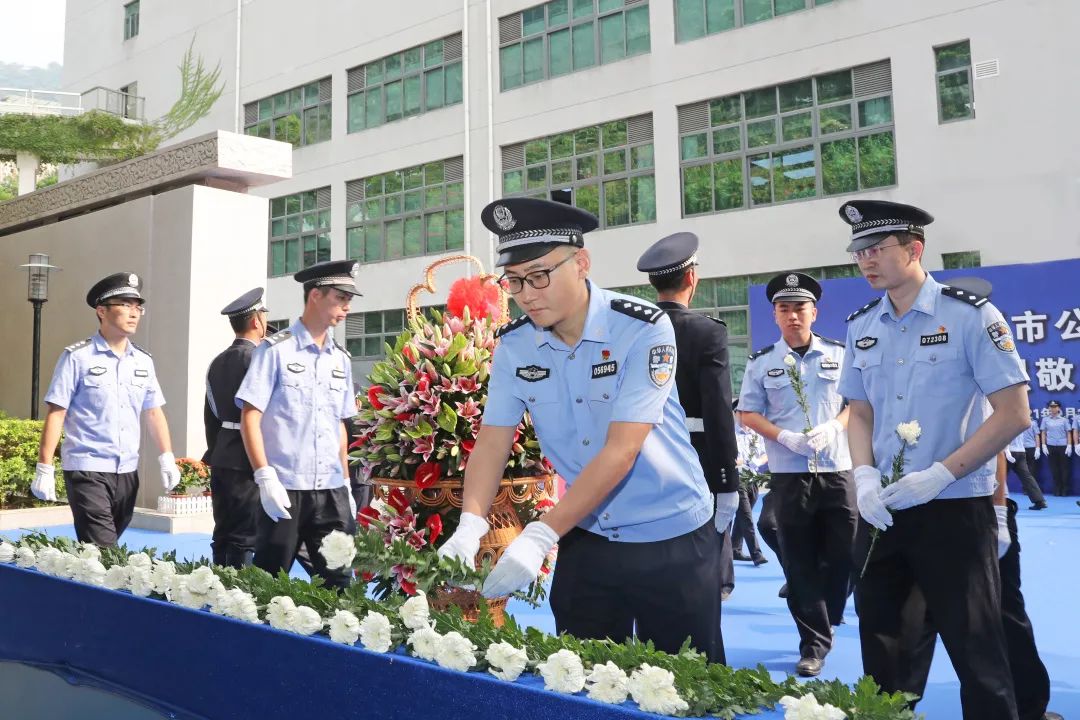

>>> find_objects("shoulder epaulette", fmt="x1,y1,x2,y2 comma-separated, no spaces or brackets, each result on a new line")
941,285,989,308
264,329,293,346
748,344,774,361
610,299,664,324
817,335,845,347
131,341,152,357
64,337,92,353
706,315,727,326
495,315,532,339
334,339,351,358
846,297,882,322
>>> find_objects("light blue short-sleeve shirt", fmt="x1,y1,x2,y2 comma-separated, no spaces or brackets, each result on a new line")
1020,419,1039,448
839,273,1029,499
483,282,713,542
44,333,164,473
738,334,851,474
1040,415,1070,446
235,320,356,491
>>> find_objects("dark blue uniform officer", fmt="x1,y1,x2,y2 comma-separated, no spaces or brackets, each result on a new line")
438,198,726,663
203,287,269,568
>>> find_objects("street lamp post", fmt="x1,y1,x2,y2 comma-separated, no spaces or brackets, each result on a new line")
20,254,59,420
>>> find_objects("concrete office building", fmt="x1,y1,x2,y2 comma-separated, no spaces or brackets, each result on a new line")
60,0,1080,385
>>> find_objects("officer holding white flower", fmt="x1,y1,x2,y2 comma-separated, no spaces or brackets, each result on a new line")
838,200,1030,720
738,272,854,677
35,272,181,547
438,198,725,663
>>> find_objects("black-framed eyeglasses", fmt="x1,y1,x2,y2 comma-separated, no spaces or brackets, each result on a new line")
498,252,577,294
104,301,146,315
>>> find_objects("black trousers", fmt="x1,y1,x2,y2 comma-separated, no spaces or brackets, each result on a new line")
1007,452,1045,506
770,471,856,659
896,499,1050,720
66,470,139,547
732,484,762,558
757,486,783,567
1046,445,1070,495
550,520,725,664
210,467,260,568
854,496,1018,720
254,487,352,590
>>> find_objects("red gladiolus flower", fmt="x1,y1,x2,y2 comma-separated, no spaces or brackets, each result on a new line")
400,578,418,596
461,440,475,454
357,505,381,528
360,571,375,581
388,488,410,514
414,461,441,489
394,413,412,422
367,386,386,410
426,514,443,545
402,344,417,363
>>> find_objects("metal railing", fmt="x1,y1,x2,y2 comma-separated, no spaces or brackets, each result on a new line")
79,86,145,122
0,87,146,122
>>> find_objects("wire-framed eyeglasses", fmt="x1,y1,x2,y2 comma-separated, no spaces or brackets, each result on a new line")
498,252,578,294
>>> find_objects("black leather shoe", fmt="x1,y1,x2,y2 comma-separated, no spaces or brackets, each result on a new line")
1030,502,1048,510
778,583,789,598
796,657,823,677
733,550,752,562
1043,712,1063,720
752,554,769,566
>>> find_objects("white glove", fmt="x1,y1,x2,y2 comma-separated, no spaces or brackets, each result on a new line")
481,521,559,598
32,463,58,502
855,465,892,531
1034,446,1042,460
777,429,814,457
158,452,181,492
436,511,489,569
806,419,844,453
994,505,1010,559
1041,444,1049,456
880,462,956,511
253,466,292,522
713,492,739,534
347,490,357,521
1067,445,1074,457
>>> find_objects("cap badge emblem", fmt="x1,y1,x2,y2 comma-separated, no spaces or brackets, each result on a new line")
845,205,863,223
128,273,139,286
785,274,799,287
349,263,359,278
493,205,516,231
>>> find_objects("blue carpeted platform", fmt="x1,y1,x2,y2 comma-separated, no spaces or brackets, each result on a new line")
3,496,1078,718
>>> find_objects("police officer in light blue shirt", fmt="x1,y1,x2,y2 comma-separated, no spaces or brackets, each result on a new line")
1039,400,1072,496
236,260,360,589
437,198,724,663
838,199,1031,720
739,272,855,677
35,272,181,547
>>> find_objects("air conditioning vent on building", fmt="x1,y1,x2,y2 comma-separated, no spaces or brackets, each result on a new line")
502,144,525,171
345,313,365,336
316,187,332,208
853,59,892,98
243,103,257,125
444,156,464,182
445,33,463,61
346,180,365,205
347,66,366,93
319,78,332,102
677,102,709,134
627,114,653,143
499,15,523,45
624,0,647,5
974,59,1000,79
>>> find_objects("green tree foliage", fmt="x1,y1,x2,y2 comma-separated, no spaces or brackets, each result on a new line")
0,413,65,505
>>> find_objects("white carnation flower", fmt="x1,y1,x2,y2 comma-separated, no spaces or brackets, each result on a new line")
434,631,477,672
290,605,324,636
127,552,152,569
358,611,393,653
537,649,586,694
399,591,430,630
319,530,357,570
36,547,63,576
76,543,101,561
586,661,630,704
103,564,131,590
407,626,442,661
628,664,688,715
0,542,17,563
168,574,205,609
784,354,797,367
186,566,217,595
76,558,107,586
227,590,260,624
15,546,36,568
328,610,361,645
779,694,847,720
129,566,154,597
896,421,922,446
209,590,235,616
485,641,528,681
266,596,297,631
150,560,176,594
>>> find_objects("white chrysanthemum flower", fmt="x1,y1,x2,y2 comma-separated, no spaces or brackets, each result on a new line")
168,574,205,609
266,597,296,631
328,610,361,645
485,641,528,681
0,542,17,563
407,626,442,661
399,591,430,630
318,530,357,570
15,546,35,568
61,553,85,580
290,605,324,636
434,631,477,672
129,566,154,597
127,552,152,569
779,694,847,720
896,421,922,446
537,649,586,694
76,543,101,561
586,661,630,704
227,590,260,624
358,611,393,653
784,354,797,367
76,558,107,586
36,547,63,576
628,664,688,715
209,589,235,616
103,564,131,591
186,566,217,595
150,560,176,594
